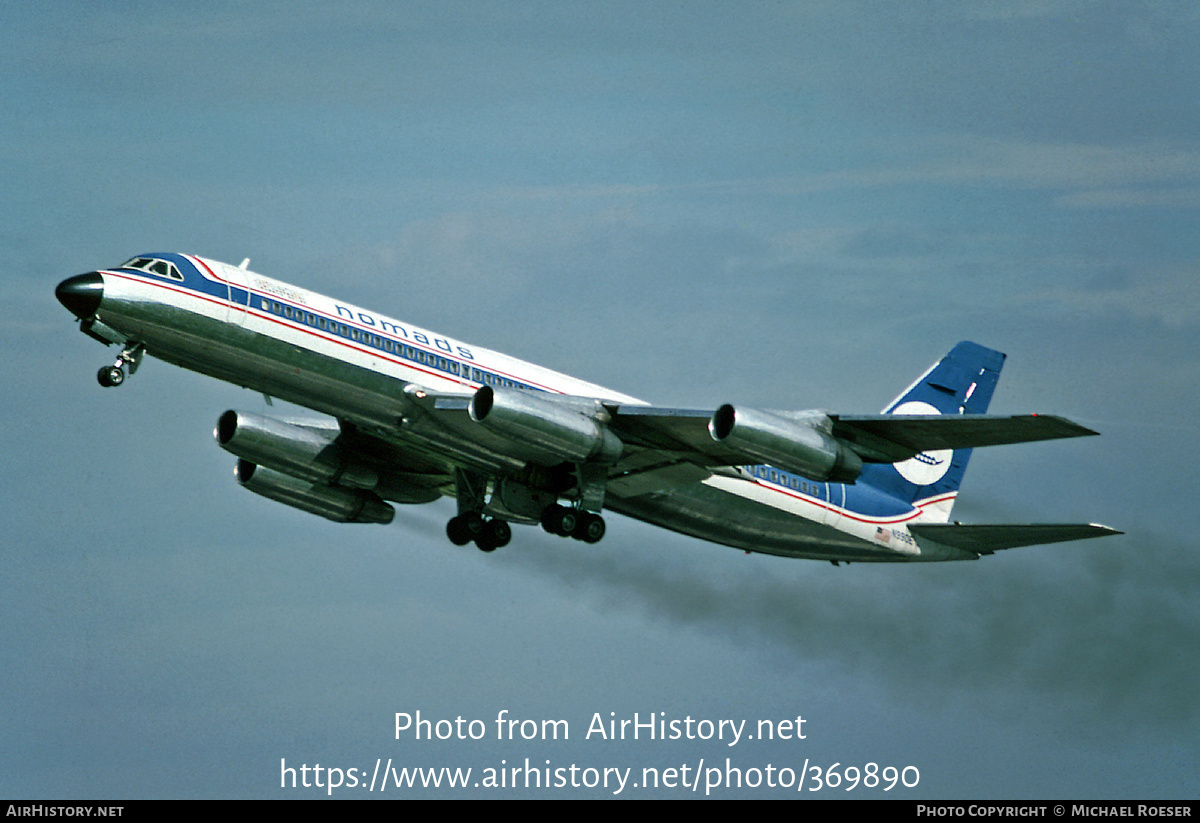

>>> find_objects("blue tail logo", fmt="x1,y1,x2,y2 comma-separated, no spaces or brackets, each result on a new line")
859,342,1006,516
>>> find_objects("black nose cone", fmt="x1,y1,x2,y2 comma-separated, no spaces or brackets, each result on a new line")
56,273,104,319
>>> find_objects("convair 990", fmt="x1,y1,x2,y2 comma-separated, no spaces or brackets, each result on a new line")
55,253,1119,562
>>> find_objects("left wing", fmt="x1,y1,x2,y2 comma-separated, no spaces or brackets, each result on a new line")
604,404,1098,478
605,406,1096,464
406,386,1100,492
827,413,1097,462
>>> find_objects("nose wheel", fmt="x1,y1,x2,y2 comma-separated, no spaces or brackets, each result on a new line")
97,365,125,387
96,342,145,388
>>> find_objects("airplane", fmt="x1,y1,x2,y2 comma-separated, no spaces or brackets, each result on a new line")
55,252,1119,563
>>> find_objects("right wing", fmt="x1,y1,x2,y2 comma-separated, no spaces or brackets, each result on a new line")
909,523,1123,555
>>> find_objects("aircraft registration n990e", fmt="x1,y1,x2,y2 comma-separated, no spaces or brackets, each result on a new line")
55,253,1119,563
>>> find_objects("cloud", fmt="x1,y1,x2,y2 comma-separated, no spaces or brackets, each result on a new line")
502,528,1198,738
771,136,1200,198
456,136,1200,216
1054,188,1200,209
964,0,1097,21
1020,263,1200,328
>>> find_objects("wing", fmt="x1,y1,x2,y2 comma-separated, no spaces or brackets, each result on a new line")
407,387,1100,495
828,413,1098,462
909,523,1123,555
604,405,1098,471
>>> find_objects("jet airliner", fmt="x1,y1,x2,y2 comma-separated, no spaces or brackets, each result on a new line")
56,253,1119,563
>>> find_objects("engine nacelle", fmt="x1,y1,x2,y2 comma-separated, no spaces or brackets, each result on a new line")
235,460,395,524
709,405,863,484
216,410,379,489
469,386,623,465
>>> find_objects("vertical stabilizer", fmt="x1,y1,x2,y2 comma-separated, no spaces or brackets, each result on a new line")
858,341,1006,522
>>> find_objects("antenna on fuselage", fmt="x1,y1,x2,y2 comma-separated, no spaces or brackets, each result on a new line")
239,258,250,269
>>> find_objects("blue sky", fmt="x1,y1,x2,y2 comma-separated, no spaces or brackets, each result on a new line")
3,2,1198,798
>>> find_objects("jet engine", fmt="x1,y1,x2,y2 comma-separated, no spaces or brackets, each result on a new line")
709,405,863,483
234,460,394,524
468,386,623,465
217,410,441,521
216,410,379,489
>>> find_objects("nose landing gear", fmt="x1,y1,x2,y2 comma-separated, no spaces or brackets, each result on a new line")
97,365,125,387
95,342,145,388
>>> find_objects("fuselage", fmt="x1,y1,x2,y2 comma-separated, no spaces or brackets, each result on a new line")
57,252,978,563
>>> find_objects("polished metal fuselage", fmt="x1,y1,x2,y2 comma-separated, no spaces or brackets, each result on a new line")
82,258,971,563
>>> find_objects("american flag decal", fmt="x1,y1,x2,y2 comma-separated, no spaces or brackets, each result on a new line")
875,527,890,543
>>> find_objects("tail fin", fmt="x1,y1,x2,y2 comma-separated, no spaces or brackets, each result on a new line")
857,341,1006,522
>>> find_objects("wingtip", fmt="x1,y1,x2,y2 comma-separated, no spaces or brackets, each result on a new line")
1033,414,1100,438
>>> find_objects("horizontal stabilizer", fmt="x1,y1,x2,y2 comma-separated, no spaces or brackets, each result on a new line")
909,523,1122,555
832,414,1098,463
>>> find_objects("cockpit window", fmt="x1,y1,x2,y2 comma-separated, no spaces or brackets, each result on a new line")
120,256,184,282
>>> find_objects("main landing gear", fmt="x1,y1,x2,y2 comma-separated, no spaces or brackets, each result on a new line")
96,342,145,388
540,504,605,544
443,469,606,552
446,512,512,552
444,505,605,552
